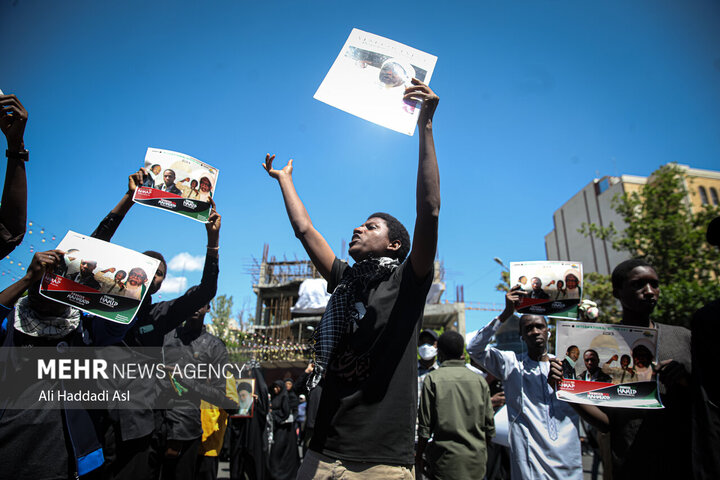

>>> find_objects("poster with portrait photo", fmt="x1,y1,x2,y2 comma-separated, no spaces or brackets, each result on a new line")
314,28,438,136
132,147,219,223
555,321,662,409
230,378,256,418
40,231,160,325
509,261,583,318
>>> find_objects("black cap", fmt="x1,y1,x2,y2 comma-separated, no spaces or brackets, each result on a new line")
708,217,720,247
419,329,439,342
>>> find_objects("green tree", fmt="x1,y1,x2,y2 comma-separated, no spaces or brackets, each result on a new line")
495,270,510,293
581,164,720,327
209,294,234,343
582,272,621,323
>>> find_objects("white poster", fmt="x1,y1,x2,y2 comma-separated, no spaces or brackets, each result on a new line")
314,28,438,136
41,231,160,324
133,148,219,223
555,321,662,409
509,261,583,318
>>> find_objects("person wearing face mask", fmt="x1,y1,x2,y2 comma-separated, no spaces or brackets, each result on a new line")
415,330,439,448
418,329,439,398
416,331,495,480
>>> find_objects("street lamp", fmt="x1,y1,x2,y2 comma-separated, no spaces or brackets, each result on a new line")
493,257,509,271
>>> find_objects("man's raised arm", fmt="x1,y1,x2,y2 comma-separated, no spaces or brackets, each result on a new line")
92,168,145,241
262,154,335,280
405,79,440,279
0,94,29,258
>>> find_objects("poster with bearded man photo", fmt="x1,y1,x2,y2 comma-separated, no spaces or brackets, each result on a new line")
40,231,160,324
230,378,256,418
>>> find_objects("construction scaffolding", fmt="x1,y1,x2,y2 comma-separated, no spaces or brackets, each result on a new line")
242,244,477,368
246,244,323,346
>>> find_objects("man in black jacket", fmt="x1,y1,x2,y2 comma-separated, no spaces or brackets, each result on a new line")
159,303,237,480
92,169,221,480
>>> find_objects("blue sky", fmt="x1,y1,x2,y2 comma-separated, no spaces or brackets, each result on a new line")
2,0,719,332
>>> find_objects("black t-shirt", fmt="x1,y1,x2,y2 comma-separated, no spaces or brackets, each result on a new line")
310,257,432,465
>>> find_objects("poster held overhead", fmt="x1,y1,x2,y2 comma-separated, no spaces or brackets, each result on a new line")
314,28,437,136
555,321,663,409
133,148,219,223
40,231,160,325
509,261,583,318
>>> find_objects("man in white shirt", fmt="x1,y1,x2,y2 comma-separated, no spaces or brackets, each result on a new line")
468,285,582,480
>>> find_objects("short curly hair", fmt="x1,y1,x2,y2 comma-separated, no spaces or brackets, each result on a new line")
367,212,410,263
438,331,465,359
611,259,654,290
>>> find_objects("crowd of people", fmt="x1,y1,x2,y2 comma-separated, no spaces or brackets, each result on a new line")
0,75,717,480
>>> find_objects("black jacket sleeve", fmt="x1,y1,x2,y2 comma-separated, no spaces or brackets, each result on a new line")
294,371,310,394
149,253,219,337
91,212,125,241
253,365,270,418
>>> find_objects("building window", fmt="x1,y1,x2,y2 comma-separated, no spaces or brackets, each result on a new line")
699,186,709,205
711,187,719,206
597,178,610,194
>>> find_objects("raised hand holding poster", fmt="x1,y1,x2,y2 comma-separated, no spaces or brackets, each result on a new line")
314,29,437,136
555,321,663,409
133,148,219,223
40,231,160,324
509,261,583,318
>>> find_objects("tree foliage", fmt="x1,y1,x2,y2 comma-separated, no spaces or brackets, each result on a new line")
495,270,510,293
209,294,234,344
581,164,720,327
583,272,621,324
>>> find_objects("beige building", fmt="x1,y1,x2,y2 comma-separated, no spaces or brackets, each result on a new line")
545,164,720,275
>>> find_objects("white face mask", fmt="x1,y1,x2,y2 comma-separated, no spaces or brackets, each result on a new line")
418,344,437,361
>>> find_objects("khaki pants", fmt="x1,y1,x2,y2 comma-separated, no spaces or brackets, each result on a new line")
296,450,414,480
